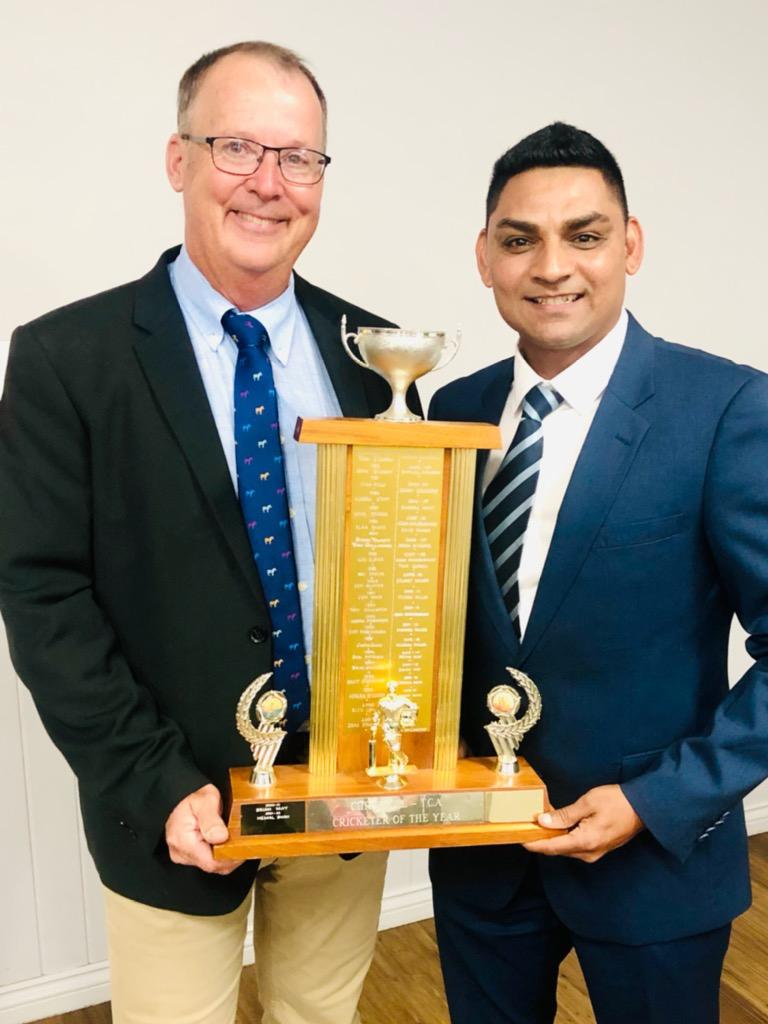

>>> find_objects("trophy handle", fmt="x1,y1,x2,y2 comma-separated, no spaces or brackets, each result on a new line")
340,314,369,369
435,328,461,371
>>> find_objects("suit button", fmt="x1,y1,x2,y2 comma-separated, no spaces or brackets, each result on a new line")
249,626,268,644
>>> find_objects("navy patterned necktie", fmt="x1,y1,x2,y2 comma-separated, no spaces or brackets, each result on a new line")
222,310,310,732
482,382,564,637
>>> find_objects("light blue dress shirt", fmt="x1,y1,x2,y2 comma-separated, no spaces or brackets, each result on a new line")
168,246,342,668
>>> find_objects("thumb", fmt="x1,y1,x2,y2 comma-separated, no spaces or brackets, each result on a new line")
538,795,591,831
192,786,229,845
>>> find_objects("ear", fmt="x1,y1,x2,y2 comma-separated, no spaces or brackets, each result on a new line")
475,228,492,288
625,216,644,276
166,134,185,193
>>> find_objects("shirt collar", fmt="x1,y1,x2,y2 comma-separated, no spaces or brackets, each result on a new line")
170,246,297,365
239,278,296,368
510,309,629,416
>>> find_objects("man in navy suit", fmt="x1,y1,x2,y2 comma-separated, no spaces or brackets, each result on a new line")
428,122,768,1023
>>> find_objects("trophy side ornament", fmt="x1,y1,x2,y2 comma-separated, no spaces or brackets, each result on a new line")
341,315,459,423
485,668,542,776
236,673,289,788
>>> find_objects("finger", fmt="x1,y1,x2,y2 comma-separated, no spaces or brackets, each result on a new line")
523,831,602,861
170,827,245,874
185,838,239,874
210,853,247,875
211,858,247,875
537,794,592,831
191,786,230,845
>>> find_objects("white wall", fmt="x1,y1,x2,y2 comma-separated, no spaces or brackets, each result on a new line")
2,1,767,1020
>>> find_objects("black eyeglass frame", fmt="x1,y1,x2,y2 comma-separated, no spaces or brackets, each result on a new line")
180,134,331,184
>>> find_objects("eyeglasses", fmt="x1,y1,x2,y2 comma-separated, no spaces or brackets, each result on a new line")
180,134,331,185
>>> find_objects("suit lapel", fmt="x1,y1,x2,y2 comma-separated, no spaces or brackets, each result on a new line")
294,275,386,418
473,357,515,483
519,318,655,662
131,250,263,601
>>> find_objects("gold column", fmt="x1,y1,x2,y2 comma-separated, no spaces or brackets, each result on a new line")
308,443,348,776
432,448,477,777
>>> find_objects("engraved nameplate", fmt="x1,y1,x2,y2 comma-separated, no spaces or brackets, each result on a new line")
485,789,544,823
241,801,306,836
307,792,484,831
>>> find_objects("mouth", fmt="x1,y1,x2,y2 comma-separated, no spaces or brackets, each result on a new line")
230,210,287,231
526,293,583,306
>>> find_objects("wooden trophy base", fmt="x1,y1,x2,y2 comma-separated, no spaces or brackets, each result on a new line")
215,757,562,860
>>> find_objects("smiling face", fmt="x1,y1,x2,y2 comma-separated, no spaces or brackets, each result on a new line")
477,166,643,377
166,53,326,309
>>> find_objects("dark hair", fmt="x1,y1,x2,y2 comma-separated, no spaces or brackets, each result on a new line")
177,41,327,135
486,122,628,221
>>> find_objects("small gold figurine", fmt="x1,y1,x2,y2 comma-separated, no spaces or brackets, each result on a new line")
366,681,419,790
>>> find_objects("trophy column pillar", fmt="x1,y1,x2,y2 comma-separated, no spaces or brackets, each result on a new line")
309,441,348,777
433,446,476,779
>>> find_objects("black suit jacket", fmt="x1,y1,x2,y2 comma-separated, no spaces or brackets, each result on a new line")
0,247,407,914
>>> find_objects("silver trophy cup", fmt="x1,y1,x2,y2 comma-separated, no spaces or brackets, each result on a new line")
341,316,459,422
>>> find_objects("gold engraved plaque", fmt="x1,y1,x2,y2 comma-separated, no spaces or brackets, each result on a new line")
343,445,444,732
306,791,485,831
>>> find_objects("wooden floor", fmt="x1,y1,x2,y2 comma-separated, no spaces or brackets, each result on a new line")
36,835,768,1024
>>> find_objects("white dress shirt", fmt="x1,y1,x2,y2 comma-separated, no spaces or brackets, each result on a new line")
168,247,342,665
483,311,628,636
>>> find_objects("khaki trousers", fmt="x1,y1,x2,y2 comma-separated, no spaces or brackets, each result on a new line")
104,852,388,1024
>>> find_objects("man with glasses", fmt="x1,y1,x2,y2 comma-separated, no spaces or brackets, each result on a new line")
0,41,401,1024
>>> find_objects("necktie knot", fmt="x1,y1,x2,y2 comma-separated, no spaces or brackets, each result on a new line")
222,309,269,351
522,383,563,424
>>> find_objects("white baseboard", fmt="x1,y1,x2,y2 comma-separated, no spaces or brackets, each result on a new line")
746,800,768,836
378,884,434,931
0,963,111,1024
0,885,433,1024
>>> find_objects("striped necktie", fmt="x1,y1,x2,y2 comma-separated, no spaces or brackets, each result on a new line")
482,382,563,637
222,309,310,732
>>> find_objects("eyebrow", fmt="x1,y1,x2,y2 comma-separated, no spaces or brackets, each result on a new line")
493,211,611,234
565,212,611,231
494,218,537,233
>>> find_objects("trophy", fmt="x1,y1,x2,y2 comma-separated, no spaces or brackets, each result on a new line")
340,316,459,422
217,323,559,860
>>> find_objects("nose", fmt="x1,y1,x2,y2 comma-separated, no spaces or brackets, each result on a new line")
531,239,573,286
244,149,285,200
